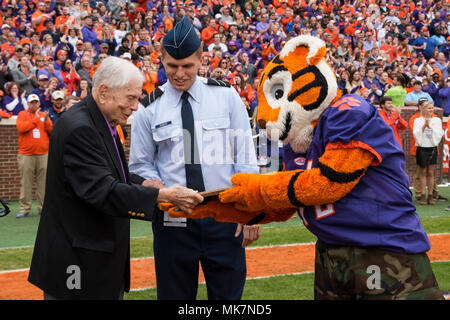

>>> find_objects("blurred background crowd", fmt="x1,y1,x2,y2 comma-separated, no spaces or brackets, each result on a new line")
0,0,448,119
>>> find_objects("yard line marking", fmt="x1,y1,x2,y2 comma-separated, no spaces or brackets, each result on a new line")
1,234,449,300
130,271,316,292
0,268,29,274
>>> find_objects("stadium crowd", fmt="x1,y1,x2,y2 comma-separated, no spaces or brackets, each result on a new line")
0,0,448,119
1,0,450,216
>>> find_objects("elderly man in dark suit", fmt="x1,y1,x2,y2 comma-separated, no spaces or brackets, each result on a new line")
28,56,203,300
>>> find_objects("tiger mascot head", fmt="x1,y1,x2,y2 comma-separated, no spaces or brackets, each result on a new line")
257,35,342,153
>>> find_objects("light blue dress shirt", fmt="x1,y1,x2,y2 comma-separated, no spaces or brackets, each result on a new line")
404,90,433,104
129,76,259,190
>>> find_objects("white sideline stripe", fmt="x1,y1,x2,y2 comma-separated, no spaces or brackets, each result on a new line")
0,245,33,251
129,242,318,261
247,242,316,250
0,268,29,274
1,233,450,252
130,271,316,292
130,262,450,292
1,259,450,278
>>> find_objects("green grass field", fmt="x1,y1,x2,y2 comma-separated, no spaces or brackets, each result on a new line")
1,187,450,300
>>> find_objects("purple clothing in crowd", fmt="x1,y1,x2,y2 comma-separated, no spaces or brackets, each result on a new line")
439,87,450,116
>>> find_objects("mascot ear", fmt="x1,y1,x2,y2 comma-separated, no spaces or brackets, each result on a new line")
280,35,327,66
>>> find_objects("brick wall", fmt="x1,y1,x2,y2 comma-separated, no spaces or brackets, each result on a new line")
0,118,21,201
0,109,446,201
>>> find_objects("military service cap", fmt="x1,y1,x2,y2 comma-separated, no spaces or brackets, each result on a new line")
162,16,201,60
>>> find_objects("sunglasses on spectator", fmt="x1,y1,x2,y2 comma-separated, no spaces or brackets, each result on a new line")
0,198,10,218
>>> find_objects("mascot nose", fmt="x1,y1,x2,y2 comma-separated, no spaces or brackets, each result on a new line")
258,119,266,129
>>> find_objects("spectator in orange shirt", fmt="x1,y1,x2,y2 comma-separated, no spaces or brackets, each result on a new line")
142,57,158,94
55,7,76,36
31,1,55,35
280,6,294,30
163,15,174,31
276,0,289,16
15,93,52,218
153,23,166,42
261,38,278,67
209,48,222,70
341,0,356,16
150,41,162,63
273,0,294,8
201,17,217,47
398,3,409,19
378,95,408,148
319,0,335,14
0,29,18,57
379,34,394,53
61,59,81,95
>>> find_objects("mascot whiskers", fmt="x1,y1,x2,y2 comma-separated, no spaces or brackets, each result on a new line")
161,35,443,300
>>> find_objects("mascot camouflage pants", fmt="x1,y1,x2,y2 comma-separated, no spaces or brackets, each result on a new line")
314,240,444,300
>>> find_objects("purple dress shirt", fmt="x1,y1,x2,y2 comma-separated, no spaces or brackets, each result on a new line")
100,110,127,183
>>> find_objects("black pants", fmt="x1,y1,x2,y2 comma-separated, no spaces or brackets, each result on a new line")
152,211,246,300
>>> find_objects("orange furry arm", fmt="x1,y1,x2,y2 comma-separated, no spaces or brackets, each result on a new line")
220,147,375,212
159,199,296,225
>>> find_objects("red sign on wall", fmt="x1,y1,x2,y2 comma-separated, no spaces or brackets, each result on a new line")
443,121,450,173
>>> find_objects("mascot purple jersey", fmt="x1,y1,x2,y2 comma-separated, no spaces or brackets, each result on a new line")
283,94,430,254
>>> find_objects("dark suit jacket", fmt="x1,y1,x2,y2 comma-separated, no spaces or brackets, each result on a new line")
28,94,159,299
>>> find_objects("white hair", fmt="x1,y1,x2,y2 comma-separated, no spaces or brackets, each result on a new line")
92,56,144,90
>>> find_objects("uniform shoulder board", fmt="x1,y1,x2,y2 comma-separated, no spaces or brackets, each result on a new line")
141,87,164,107
207,78,231,88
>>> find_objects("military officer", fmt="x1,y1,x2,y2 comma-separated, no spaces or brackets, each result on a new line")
129,16,260,300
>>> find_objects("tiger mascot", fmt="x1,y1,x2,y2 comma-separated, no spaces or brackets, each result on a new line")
160,35,443,300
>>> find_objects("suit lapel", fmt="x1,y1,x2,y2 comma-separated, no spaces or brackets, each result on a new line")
85,95,127,183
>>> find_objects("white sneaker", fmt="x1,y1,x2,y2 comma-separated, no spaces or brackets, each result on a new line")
16,212,29,218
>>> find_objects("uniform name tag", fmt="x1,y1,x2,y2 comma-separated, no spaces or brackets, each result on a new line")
32,128,40,139
163,211,187,227
155,121,172,129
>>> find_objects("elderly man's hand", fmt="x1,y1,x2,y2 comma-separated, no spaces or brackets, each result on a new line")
142,178,166,189
157,186,204,214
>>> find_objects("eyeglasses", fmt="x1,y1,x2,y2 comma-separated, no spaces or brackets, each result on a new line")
0,198,10,218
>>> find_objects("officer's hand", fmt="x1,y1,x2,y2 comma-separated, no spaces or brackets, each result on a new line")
157,186,203,214
235,224,260,248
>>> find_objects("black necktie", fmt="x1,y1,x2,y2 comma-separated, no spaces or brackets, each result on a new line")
181,91,205,192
